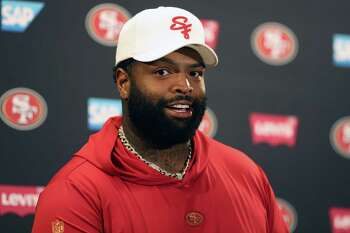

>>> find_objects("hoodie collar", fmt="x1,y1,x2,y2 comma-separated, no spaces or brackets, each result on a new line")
75,116,209,187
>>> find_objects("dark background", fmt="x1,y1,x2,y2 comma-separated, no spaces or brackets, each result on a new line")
1,0,349,232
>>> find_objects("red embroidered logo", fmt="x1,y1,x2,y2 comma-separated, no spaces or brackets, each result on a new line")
185,211,204,226
170,16,192,39
52,219,65,233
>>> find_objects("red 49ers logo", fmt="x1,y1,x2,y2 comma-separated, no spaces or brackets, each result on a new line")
198,107,218,137
0,87,47,130
85,3,130,46
330,116,350,159
200,19,220,49
185,211,204,226
277,198,298,232
251,22,298,65
170,16,192,39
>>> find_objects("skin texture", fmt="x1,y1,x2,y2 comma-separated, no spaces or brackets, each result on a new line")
115,47,206,174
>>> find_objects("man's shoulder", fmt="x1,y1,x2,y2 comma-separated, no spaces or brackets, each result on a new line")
204,135,260,174
43,156,115,198
205,136,254,161
204,137,268,197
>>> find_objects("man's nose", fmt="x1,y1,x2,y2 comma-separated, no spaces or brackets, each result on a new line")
171,73,194,94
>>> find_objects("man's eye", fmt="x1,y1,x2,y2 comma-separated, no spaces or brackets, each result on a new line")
155,69,170,76
189,71,203,78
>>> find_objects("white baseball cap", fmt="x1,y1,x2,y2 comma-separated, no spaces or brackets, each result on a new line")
115,6,218,68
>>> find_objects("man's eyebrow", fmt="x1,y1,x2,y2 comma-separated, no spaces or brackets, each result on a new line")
146,57,205,68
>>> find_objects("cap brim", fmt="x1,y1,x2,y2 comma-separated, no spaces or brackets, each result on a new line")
186,44,218,68
133,43,218,68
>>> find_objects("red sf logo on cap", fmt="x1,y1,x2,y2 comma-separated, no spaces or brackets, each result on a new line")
170,16,192,39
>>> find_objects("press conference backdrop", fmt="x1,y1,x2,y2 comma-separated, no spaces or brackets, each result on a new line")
1,0,350,232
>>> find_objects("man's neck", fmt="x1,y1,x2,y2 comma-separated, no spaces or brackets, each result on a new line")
121,118,190,174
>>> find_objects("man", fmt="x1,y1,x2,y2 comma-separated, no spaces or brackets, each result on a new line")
32,6,289,233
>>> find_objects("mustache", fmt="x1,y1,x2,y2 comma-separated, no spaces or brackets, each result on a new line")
163,95,194,105
156,94,207,112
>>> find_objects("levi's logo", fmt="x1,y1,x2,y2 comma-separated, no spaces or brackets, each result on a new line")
170,16,192,39
329,207,350,233
249,112,299,147
0,184,44,216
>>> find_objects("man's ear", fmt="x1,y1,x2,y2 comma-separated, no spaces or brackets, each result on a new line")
115,68,130,100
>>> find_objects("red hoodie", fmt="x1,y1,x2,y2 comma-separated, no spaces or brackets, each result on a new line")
32,117,289,233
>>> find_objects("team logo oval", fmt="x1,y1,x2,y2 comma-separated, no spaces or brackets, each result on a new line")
277,198,298,232
251,22,298,65
85,3,131,46
0,87,48,131
330,116,350,159
198,107,218,137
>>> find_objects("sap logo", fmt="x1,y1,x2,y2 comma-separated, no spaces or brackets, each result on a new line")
1,0,44,32
88,97,122,131
333,34,350,68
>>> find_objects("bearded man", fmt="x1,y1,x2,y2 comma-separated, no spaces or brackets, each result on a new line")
32,6,289,233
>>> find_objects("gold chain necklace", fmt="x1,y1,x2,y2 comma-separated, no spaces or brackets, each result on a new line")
118,126,192,180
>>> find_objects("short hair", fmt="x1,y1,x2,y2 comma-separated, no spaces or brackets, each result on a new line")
112,58,136,83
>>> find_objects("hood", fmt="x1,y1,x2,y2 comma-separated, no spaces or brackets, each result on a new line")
75,116,209,187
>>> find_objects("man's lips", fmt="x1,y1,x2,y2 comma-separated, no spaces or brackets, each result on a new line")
165,101,193,118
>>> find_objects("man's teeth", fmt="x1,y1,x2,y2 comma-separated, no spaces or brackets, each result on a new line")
172,104,189,109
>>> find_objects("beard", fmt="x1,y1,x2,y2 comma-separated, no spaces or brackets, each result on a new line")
127,81,206,149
